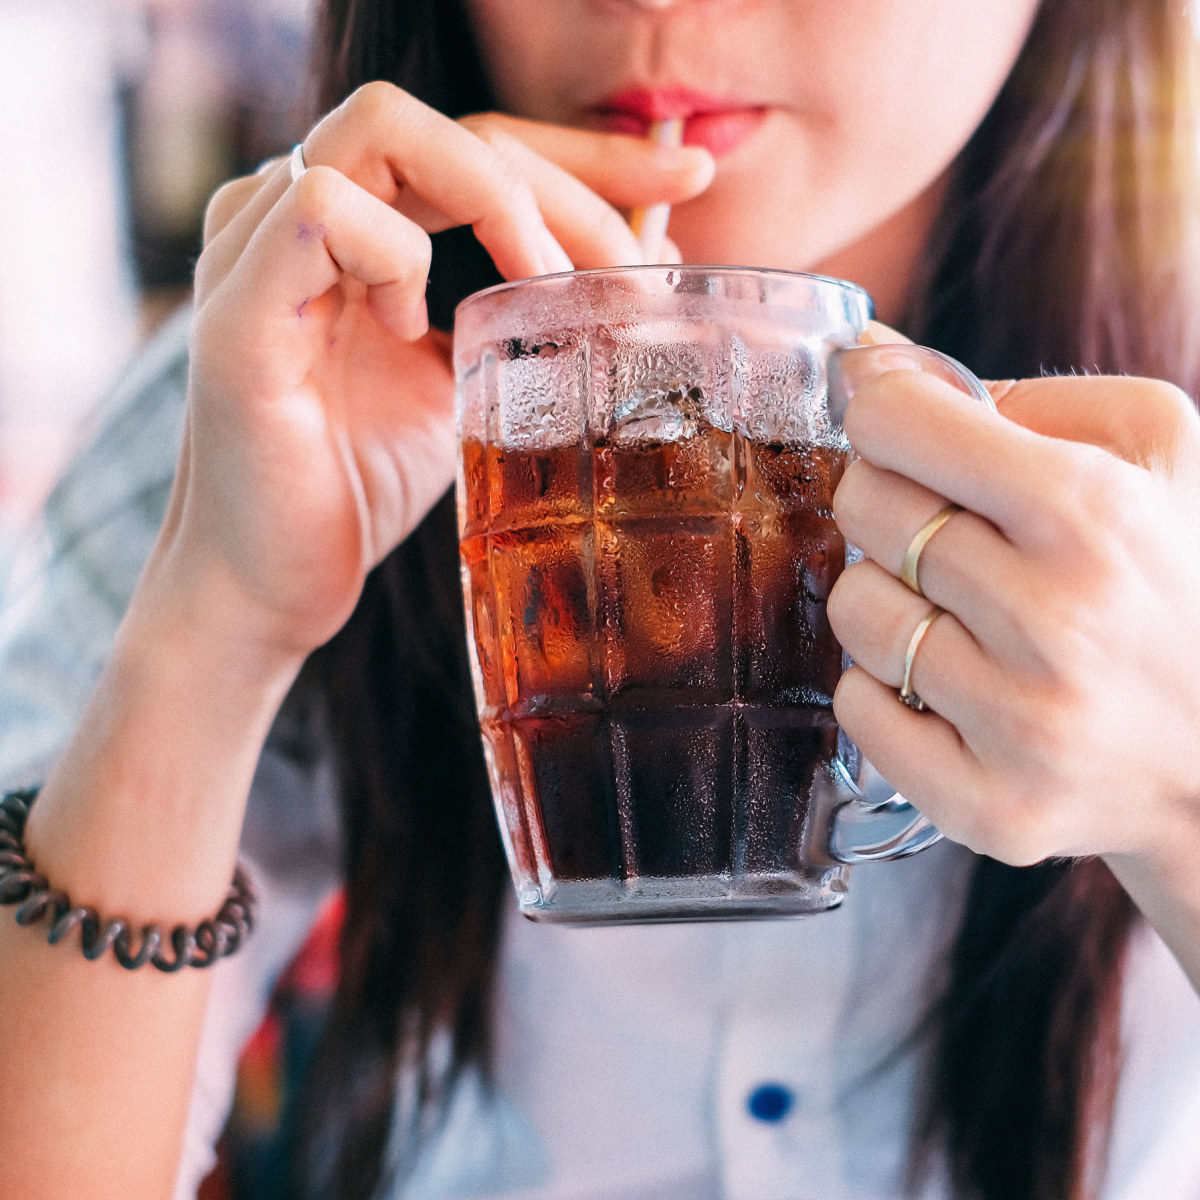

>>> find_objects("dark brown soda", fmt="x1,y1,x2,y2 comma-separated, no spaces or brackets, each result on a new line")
461,434,847,885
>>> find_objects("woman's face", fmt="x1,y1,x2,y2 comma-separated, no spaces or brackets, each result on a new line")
466,0,1041,318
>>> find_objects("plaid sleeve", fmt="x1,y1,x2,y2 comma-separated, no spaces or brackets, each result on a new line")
0,307,346,1200
0,302,344,875
0,305,191,787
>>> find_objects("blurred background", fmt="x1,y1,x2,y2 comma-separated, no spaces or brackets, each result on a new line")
0,0,316,579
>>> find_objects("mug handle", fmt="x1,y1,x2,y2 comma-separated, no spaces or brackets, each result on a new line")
823,345,996,865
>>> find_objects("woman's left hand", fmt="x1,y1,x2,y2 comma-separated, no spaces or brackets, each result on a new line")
827,345,1200,984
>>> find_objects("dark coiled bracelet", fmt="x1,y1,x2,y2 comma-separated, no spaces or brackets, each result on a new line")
0,787,255,971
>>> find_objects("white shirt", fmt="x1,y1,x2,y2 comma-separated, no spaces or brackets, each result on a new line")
3,311,1200,1200
174,840,1200,1200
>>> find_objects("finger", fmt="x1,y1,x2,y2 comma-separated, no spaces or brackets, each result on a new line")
462,113,716,207
480,130,643,268
304,83,568,280
859,320,913,347
197,163,294,299
203,171,275,246
832,458,1030,656
833,665,992,851
841,366,1091,544
827,558,1003,734
224,165,433,344
989,375,1200,475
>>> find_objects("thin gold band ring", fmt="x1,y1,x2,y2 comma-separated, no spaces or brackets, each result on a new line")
899,607,945,712
900,503,962,596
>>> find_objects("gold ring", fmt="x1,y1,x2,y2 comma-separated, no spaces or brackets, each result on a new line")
900,503,962,596
899,607,945,712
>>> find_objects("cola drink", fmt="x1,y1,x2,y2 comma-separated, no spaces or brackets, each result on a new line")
459,426,848,903
454,267,961,920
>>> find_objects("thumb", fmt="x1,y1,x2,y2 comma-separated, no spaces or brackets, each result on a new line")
987,375,1200,473
859,319,913,347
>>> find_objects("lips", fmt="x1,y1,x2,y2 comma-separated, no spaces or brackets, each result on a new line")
592,86,768,158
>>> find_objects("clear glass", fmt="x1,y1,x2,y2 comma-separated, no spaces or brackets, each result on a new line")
454,267,982,923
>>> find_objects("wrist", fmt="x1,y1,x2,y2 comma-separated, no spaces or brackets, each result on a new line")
129,537,315,684
24,564,308,925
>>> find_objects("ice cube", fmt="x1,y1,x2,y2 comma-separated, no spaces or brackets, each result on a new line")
495,334,586,449
589,322,735,443
490,524,601,709
599,515,734,701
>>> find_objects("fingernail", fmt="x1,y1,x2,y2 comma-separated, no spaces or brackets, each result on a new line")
537,226,574,276
828,345,925,423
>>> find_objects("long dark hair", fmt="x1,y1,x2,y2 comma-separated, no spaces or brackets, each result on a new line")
287,2,1200,1198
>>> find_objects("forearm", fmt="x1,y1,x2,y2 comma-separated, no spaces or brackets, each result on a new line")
0,568,303,1199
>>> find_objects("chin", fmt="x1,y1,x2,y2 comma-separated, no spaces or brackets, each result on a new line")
668,192,837,274
667,136,862,273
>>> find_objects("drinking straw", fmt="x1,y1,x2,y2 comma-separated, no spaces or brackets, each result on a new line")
629,118,685,263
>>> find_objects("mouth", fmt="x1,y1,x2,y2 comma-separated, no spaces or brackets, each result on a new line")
590,86,769,158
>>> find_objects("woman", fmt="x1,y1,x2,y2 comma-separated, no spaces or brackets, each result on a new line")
3,1,1200,1198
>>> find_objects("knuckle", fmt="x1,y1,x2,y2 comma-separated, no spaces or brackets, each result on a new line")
830,664,868,734
1142,378,1200,462
202,176,252,243
992,677,1093,798
1041,444,1128,545
189,303,228,371
348,79,403,126
830,458,868,529
460,111,509,142
408,226,434,275
990,693,1047,759
1015,684,1079,764
934,802,998,861
1141,377,1195,425
1045,443,1099,512
203,180,239,227
1074,453,1127,524
292,164,342,219
824,570,853,637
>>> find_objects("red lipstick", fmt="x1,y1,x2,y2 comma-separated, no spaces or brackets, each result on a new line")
593,86,767,158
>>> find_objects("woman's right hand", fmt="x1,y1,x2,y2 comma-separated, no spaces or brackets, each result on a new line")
165,82,715,665
0,93,713,1200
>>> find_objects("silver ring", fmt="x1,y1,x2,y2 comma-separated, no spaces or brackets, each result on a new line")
289,142,308,183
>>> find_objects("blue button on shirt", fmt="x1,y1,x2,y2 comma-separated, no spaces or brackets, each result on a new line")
747,1084,794,1123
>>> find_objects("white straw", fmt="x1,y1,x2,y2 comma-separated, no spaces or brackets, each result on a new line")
629,118,685,263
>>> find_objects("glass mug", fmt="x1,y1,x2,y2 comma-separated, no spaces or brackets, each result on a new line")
454,267,993,923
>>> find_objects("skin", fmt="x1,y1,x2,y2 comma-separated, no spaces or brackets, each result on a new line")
468,0,1040,319
3,0,1200,1196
